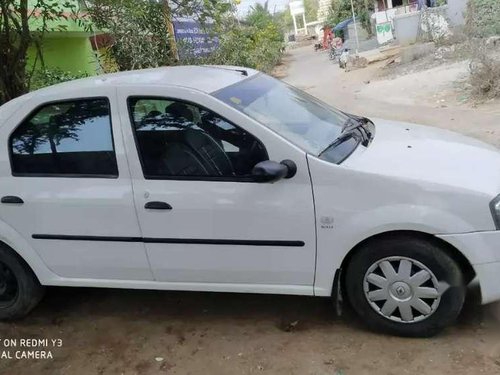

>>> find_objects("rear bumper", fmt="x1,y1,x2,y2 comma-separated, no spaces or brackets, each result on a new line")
437,231,500,304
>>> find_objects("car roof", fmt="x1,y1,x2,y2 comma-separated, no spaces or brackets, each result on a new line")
32,65,259,97
0,66,260,125
0,65,259,125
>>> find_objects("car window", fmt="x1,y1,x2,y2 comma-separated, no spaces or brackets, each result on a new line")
128,97,268,179
213,74,348,156
10,98,118,177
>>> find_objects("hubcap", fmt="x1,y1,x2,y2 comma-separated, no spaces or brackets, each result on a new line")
0,262,18,308
363,256,441,323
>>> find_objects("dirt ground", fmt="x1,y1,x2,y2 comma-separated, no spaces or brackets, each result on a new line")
3,46,500,375
282,46,500,146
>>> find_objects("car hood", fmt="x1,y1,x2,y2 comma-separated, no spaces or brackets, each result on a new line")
342,119,500,197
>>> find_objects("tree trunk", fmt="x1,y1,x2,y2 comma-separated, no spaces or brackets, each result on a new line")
0,0,31,105
0,60,28,104
163,0,179,61
48,136,57,155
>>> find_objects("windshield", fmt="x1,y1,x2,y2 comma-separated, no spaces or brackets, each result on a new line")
213,74,349,155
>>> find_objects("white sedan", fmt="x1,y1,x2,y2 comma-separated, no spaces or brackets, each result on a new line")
0,66,499,337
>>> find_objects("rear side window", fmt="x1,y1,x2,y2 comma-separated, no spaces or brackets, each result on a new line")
10,98,118,177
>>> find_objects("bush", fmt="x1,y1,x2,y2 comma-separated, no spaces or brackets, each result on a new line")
469,40,500,99
29,69,90,91
184,17,284,74
466,0,500,37
87,0,173,71
208,23,284,73
181,2,285,73
465,0,500,98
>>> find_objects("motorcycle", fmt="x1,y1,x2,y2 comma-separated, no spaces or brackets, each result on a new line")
329,46,342,62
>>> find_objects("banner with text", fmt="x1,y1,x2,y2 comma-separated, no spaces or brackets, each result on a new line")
173,18,219,59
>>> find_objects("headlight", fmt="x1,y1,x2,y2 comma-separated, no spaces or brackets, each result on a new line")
489,194,500,229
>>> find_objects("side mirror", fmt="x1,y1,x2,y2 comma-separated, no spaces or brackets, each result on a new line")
252,160,297,183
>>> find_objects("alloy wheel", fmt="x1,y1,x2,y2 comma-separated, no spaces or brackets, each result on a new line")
363,256,441,323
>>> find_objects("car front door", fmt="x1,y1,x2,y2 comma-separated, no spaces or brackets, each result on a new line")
0,88,152,281
118,86,316,294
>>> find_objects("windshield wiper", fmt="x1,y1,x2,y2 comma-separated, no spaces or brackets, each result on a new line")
319,131,360,158
342,117,363,132
341,115,374,146
319,115,374,157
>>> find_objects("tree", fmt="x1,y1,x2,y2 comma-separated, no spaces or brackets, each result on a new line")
326,0,374,36
85,0,170,71
246,1,273,29
466,0,500,37
304,0,319,22
201,1,285,73
0,0,82,104
11,99,106,171
13,100,108,153
85,0,233,72
326,0,351,26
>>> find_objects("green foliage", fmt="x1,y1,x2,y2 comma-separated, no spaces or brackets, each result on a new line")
165,0,233,24
201,3,284,73
0,0,82,104
326,0,374,36
86,0,171,71
469,48,500,99
29,68,89,91
326,0,352,27
246,2,273,29
305,0,320,22
86,0,283,73
205,24,284,73
0,0,285,103
86,0,235,72
466,0,500,37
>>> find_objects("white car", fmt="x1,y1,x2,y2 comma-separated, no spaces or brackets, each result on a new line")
0,66,499,337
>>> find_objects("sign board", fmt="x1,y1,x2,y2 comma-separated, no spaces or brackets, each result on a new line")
376,22,393,44
173,18,219,59
289,0,305,16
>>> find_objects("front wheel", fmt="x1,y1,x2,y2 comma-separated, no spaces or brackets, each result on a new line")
345,236,466,337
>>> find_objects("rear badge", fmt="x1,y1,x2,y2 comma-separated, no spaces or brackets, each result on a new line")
320,216,334,229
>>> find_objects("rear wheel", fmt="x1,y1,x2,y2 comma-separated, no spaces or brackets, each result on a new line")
0,245,44,320
345,236,466,337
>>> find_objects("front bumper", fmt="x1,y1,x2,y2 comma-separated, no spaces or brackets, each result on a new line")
437,231,500,304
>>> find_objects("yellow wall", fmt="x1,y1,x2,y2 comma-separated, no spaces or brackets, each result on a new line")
27,36,98,75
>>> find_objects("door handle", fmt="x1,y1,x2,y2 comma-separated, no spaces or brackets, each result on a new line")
144,201,172,210
1,196,24,204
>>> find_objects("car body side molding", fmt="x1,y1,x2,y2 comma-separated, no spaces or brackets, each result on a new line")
32,234,305,247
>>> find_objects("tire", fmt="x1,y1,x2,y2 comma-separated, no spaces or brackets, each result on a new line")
345,235,466,337
0,244,45,320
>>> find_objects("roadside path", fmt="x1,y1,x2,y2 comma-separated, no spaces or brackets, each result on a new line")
284,46,500,146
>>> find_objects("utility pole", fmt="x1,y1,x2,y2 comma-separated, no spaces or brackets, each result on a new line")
350,0,360,55
164,0,179,61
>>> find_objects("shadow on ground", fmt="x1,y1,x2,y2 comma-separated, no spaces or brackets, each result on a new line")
2,286,500,375
22,283,491,332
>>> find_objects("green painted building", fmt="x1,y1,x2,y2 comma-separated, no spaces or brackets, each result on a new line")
27,0,101,76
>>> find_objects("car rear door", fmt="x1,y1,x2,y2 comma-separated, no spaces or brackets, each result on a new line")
0,87,152,281
118,86,316,294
